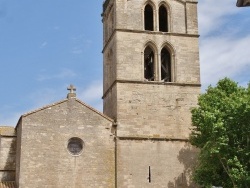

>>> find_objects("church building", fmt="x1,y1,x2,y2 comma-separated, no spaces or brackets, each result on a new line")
0,0,201,187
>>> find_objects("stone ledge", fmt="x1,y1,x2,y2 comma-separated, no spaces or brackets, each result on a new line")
103,79,201,98
117,136,189,142
103,29,200,52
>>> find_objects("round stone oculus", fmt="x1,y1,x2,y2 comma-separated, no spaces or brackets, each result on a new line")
67,137,84,155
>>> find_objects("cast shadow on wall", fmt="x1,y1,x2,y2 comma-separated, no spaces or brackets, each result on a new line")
1,137,16,182
167,143,199,188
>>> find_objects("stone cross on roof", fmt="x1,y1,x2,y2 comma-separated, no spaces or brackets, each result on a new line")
67,84,76,93
67,84,76,99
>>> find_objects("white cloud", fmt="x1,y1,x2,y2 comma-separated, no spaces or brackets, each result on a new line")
70,34,93,55
37,68,77,81
78,80,103,111
40,41,48,48
53,26,60,30
200,35,250,89
71,48,83,54
56,69,77,79
28,88,63,109
199,0,250,90
198,0,240,36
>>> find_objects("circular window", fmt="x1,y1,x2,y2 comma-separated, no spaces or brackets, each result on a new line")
67,137,84,156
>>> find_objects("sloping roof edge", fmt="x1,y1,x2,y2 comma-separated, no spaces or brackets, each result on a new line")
15,98,114,128
75,99,114,122
15,99,68,128
21,99,68,117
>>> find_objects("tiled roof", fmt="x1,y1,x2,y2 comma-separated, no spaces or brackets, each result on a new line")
0,182,16,188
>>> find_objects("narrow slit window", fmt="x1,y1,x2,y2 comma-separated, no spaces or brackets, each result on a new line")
161,47,171,82
148,166,151,183
144,4,154,31
144,46,155,81
159,5,168,32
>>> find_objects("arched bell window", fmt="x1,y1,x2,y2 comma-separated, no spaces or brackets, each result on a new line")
161,47,171,82
144,4,154,31
159,5,168,32
144,46,155,81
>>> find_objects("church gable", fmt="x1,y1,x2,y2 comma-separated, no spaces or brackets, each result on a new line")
15,94,115,188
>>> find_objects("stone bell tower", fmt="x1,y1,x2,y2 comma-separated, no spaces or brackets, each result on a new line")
102,0,200,187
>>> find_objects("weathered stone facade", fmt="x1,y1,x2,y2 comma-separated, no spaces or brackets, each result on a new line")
0,0,201,187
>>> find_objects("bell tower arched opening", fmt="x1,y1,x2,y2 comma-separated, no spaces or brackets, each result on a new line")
144,46,155,81
144,4,154,31
159,5,168,32
160,47,171,82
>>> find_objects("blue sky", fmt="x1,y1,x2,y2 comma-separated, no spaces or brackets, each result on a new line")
0,0,249,126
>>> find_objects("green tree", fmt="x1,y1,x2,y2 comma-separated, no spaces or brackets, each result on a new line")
190,78,250,188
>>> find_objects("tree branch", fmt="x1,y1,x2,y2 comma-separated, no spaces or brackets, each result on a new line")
218,155,236,188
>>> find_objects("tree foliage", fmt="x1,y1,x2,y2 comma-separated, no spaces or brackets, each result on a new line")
190,78,250,188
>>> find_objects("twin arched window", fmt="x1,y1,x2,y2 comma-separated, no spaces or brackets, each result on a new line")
144,45,172,82
144,4,169,32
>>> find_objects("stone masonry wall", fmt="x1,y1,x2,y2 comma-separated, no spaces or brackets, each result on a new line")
115,82,200,138
186,2,199,34
103,84,118,121
116,139,199,188
103,35,117,93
